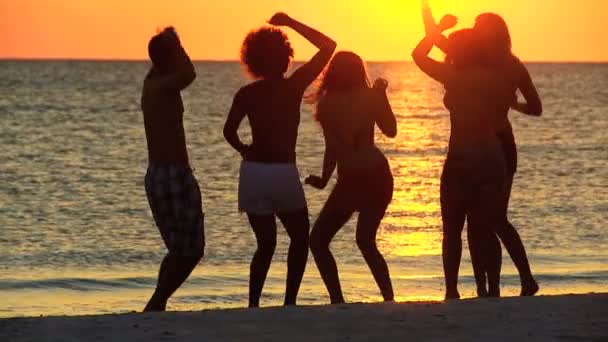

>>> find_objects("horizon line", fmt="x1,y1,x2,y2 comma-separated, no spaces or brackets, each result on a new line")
1,57,608,64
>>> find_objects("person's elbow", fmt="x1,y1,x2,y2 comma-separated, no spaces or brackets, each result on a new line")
176,68,196,90
386,129,397,139
185,67,197,85
411,52,424,69
411,49,421,62
531,104,543,117
383,125,398,138
222,125,233,143
322,40,337,54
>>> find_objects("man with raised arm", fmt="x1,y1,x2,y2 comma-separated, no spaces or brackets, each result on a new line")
141,27,203,312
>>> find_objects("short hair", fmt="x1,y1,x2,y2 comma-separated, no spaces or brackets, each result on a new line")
240,27,294,79
148,32,174,70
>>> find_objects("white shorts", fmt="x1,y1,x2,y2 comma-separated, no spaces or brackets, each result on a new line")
238,161,307,215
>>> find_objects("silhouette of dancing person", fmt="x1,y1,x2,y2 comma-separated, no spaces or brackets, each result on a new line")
223,13,336,307
306,52,397,304
423,1,541,297
415,3,514,299
141,27,204,312
474,13,541,296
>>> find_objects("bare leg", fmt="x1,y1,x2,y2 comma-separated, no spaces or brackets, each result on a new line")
356,209,394,301
469,183,504,298
467,224,489,297
277,209,310,306
144,253,202,312
440,166,467,300
247,214,277,308
310,192,353,304
496,175,538,296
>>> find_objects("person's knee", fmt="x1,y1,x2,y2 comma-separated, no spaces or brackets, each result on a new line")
194,248,204,263
443,228,462,244
309,229,328,256
257,237,277,257
356,235,377,255
167,251,203,267
291,235,309,253
287,221,310,246
494,219,514,237
189,254,203,267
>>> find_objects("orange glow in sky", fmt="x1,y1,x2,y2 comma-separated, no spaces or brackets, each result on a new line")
1,0,606,61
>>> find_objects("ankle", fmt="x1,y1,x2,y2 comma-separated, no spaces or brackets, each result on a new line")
445,289,460,300
488,287,501,297
330,296,345,304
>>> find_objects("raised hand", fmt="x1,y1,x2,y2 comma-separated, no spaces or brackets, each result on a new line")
161,27,179,40
268,12,293,27
437,15,458,32
373,78,389,91
305,175,327,190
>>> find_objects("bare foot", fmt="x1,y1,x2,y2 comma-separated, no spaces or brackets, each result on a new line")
445,290,461,300
330,297,346,305
521,280,540,296
477,285,489,298
143,303,166,312
144,295,167,312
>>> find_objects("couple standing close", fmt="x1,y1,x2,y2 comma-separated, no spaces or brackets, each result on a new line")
141,3,541,312
414,1,542,299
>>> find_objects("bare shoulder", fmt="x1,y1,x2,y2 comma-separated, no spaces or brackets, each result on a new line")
233,82,258,103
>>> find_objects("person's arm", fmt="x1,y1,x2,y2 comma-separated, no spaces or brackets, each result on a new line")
512,62,543,116
422,1,455,53
149,28,196,91
269,13,337,87
412,34,453,85
223,89,249,156
305,121,338,190
372,79,397,138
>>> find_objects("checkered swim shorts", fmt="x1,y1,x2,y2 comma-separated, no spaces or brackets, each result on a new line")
145,164,205,257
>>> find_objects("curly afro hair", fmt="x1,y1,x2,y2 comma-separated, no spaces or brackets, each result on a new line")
241,27,294,79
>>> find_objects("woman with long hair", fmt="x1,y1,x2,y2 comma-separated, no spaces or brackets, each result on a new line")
413,12,513,298
223,12,336,307
306,51,397,304
474,13,542,296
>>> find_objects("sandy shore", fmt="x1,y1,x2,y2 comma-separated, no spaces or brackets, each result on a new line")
1,293,607,342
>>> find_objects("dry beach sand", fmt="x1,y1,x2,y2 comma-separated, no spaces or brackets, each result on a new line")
1,293,607,342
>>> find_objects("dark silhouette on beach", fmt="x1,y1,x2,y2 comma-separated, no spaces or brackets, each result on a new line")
306,52,397,304
420,1,541,298
223,12,336,307
474,13,541,297
415,2,515,299
140,27,203,312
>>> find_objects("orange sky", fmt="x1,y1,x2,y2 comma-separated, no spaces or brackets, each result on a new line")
1,0,606,61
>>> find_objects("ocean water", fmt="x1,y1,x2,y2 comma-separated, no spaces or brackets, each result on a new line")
0,61,606,318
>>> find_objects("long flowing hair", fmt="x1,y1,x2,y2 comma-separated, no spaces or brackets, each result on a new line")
311,51,370,121
474,13,517,65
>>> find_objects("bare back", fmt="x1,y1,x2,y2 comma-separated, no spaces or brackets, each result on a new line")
443,67,514,161
233,77,308,164
318,87,396,173
141,71,190,165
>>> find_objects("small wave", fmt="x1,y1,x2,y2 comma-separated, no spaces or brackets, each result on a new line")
2,270,607,292
0,277,153,291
